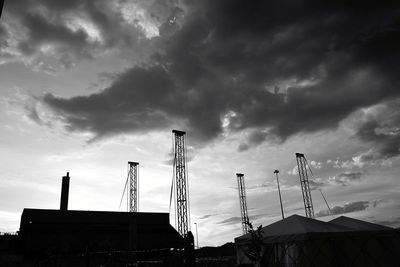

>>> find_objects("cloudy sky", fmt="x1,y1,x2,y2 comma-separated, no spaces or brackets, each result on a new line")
1,0,400,246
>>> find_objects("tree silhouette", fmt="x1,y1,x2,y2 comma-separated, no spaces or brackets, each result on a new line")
245,222,263,267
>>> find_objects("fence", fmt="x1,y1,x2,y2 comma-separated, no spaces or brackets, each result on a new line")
32,248,185,267
30,250,237,267
0,231,18,235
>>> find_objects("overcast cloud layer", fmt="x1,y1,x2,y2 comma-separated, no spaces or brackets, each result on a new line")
2,0,400,156
2,1,400,245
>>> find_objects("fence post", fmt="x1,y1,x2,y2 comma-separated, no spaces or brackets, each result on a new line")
184,231,196,267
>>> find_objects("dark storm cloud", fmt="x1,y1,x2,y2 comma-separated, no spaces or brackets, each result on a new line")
338,172,362,181
329,172,363,186
246,181,276,190
217,214,264,225
354,99,400,162
44,66,176,141
164,146,195,165
197,214,215,220
0,21,12,60
1,0,178,67
358,120,400,158
238,130,272,151
316,200,370,217
3,0,102,65
18,13,91,58
217,216,242,225
25,105,43,125
36,1,400,145
308,180,326,190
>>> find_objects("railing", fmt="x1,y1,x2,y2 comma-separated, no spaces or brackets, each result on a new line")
0,231,18,235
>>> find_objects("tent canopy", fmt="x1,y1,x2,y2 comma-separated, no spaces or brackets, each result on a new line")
235,214,352,244
329,216,394,231
234,214,400,266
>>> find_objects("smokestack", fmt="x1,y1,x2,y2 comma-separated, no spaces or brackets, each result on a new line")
60,172,70,211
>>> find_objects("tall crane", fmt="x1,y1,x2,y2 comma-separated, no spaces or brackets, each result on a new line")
172,130,190,237
274,170,285,220
236,173,250,234
128,161,139,212
295,153,314,218
119,161,139,212
319,189,333,217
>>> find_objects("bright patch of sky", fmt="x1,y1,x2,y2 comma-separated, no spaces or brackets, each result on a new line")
117,1,160,38
65,15,103,43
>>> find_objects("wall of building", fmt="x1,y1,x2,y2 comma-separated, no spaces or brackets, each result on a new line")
19,209,183,256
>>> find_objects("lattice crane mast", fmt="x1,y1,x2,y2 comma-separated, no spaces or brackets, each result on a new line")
128,161,139,212
274,170,285,220
236,173,250,234
295,153,314,218
119,161,139,212
172,130,190,237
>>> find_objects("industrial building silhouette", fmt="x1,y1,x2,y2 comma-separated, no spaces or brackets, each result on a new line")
16,172,184,256
19,209,183,255
0,131,200,266
0,172,187,267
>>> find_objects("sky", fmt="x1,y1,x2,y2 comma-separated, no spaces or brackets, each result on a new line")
0,0,400,246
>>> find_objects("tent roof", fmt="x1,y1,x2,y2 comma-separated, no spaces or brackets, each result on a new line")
329,216,394,231
235,214,352,244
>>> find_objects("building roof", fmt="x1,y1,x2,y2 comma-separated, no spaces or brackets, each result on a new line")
329,216,394,231
20,208,170,227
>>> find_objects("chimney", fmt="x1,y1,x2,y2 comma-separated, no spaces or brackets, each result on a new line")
60,172,70,211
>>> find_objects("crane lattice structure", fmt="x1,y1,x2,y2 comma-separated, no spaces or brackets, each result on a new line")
236,173,250,234
172,130,190,237
274,170,285,220
295,153,314,218
128,161,139,212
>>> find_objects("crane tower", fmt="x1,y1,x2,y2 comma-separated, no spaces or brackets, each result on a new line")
236,173,250,234
295,153,314,218
274,170,285,220
128,161,139,212
172,130,190,237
